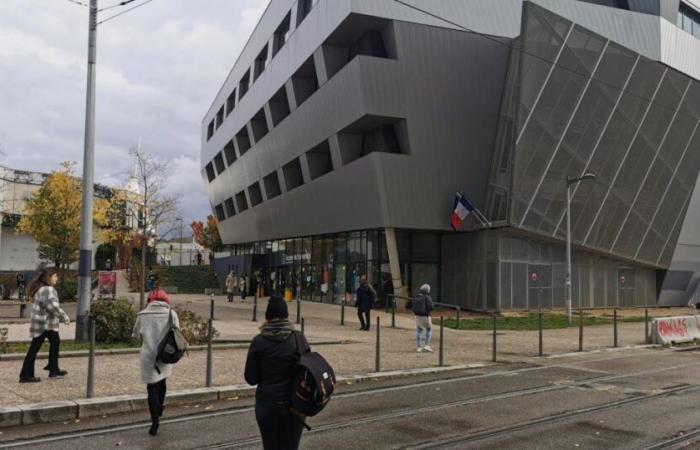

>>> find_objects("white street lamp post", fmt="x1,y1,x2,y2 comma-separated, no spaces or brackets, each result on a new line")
566,173,596,325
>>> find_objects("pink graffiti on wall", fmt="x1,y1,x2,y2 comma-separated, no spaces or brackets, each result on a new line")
657,318,689,338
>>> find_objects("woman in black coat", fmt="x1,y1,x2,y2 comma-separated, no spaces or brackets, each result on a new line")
244,296,309,450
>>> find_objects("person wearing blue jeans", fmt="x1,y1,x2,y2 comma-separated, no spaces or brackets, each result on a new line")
412,284,434,353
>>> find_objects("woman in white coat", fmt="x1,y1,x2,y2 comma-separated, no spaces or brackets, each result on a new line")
132,284,179,436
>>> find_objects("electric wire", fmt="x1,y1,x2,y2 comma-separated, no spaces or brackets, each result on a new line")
98,0,138,12
97,0,154,25
64,0,89,7
392,0,699,122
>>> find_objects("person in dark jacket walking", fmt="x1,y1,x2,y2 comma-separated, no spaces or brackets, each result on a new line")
245,296,310,450
355,275,376,331
413,284,434,353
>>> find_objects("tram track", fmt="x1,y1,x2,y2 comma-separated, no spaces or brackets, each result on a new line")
2,351,698,449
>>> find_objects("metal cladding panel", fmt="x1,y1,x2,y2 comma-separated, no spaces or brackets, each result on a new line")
213,19,510,244
207,55,377,208
202,0,353,165
218,154,387,243
500,2,700,270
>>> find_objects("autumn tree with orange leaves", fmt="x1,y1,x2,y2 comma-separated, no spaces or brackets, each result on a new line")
191,215,223,252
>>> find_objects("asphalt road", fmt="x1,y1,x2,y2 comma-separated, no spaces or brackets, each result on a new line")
2,347,700,449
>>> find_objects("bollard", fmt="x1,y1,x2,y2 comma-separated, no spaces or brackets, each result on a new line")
210,293,215,321
86,315,95,398
340,299,345,326
375,316,381,372
578,308,584,352
252,295,258,322
296,299,301,325
538,310,543,357
301,317,305,336
645,308,650,344
391,298,396,328
206,299,214,387
456,307,461,330
613,309,618,348
492,313,497,363
439,316,444,367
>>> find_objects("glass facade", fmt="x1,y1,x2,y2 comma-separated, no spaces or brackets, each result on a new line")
227,230,440,305
486,2,700,269
442,230,657,312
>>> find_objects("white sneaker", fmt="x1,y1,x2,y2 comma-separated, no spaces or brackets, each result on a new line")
416,347,423,353
424,345,433,352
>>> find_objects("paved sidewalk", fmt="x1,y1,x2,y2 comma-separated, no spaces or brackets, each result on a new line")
0,294,665,407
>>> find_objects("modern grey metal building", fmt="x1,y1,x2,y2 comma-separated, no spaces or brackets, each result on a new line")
201,0,700,310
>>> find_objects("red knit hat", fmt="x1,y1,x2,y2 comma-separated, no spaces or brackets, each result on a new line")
148,288,171,304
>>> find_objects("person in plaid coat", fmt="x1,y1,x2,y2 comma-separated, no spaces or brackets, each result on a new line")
19,268,70,383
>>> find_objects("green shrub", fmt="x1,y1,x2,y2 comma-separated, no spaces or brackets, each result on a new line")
155,266,220,294
173,306,219,345
91,298,137,344
0,274,17,300
56,278,78,302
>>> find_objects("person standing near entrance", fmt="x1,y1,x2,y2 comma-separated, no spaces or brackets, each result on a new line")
19,268,70,383
226,271,238,303
355,275,376,331
413,284,434,353
240,273,247,301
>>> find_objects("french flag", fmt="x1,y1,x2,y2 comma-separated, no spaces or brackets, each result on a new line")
451,192,475,230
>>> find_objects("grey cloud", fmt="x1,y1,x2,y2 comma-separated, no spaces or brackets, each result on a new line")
0,0,269,224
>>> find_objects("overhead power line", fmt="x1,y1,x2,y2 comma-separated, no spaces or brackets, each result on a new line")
98,0,138,12
97,0,154,25
392,0,699,123
64,0,89,7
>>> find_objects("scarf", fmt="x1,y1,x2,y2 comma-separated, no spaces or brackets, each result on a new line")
260,319,295,342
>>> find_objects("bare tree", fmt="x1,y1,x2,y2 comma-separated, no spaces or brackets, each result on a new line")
130,146,179,310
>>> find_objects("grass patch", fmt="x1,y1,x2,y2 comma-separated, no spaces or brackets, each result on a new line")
1,340,133,355
154,266,220,294
439,313,620,331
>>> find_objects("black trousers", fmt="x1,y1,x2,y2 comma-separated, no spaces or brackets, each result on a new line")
255,402,304,450
147,379,167,423
20,330,60,379
357,310,370,330
227,293,234,302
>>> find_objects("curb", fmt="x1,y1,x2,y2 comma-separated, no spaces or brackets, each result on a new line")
0,339,346,361
0,363,487,428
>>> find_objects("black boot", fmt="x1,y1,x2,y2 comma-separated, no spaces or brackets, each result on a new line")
149,418,159,436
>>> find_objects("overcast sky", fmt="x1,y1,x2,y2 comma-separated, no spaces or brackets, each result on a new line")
0,0,269,226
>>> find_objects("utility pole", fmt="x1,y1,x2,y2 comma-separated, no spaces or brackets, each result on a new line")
179,217,183,266
76,0,98,342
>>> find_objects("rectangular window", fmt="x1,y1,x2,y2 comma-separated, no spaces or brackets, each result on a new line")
235,126,252,155
223,140,236,166
282,158,304,191
306,140,333,179
268,86,291,126
290,56,318,107
263,171,282,199
348,30,388,60
215,106,224,129
239,70,251,99
336,115,408,165
254,45,269,81
248,182,263,206
272,12,291,57
226,89,236,116
205,162,216,182
296,0,313,26
235,191,248,212
207,120,215,140
250,108,269,143
213,152,226,175
224,197,236,217
215,204,225,221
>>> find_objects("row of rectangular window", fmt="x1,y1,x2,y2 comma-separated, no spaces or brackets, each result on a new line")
206,0,319,142
212,116,407,222
205,20,394,184
678,2,700,39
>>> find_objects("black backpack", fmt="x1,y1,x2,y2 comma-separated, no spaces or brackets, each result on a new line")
155,308,188,373
289,331,336,428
